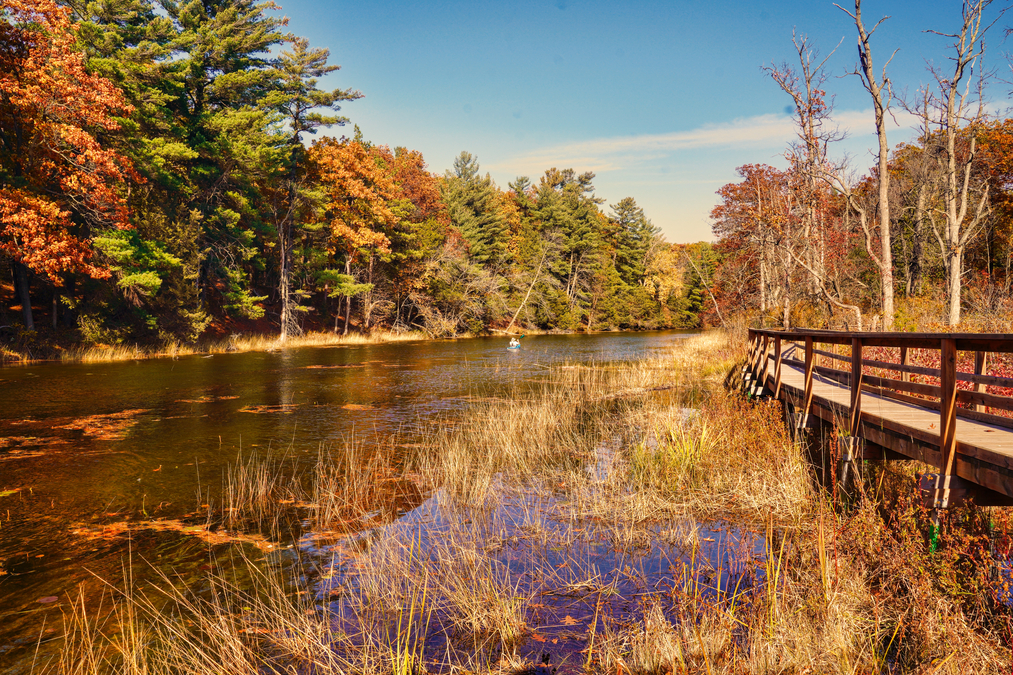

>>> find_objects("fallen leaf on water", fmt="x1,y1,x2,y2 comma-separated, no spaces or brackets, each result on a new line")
562,615,579,626
341,404,374,411
153,465,161,472
0,488,21,498
239,404,301,414
71,520,276,551
37,596,58,604
530,632,546,643
53,409,148,440
304,365,363,369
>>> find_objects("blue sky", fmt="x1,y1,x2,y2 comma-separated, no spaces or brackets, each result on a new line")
278,0,1009,243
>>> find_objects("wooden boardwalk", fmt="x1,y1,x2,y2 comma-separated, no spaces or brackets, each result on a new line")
746,329,1013,506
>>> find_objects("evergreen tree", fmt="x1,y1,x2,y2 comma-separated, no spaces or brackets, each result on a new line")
441,152,510,265
609,197,659,287
264,37,360,340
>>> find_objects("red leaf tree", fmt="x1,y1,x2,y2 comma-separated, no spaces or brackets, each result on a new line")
0,0,136,326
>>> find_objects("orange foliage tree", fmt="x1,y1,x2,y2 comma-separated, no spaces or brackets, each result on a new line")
0,0,135,326
309,138,398,333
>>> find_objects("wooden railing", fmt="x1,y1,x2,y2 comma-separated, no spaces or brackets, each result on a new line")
749,330,1013,474
749,329,1013,417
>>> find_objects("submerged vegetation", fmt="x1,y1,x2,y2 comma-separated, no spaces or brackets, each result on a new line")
33,332,1013,674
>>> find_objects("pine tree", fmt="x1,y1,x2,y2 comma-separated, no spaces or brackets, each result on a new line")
441,152,510,265
264,37,360,341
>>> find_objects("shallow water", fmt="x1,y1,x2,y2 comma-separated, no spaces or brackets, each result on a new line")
0,331,700,669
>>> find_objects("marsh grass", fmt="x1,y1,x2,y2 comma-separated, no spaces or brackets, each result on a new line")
42,331,1013,674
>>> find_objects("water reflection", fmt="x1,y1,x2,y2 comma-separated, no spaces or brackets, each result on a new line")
0,331,694,670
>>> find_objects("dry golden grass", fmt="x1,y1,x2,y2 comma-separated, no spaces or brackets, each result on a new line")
55,329,427,364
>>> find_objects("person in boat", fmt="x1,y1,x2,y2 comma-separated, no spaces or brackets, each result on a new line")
509,337,520,348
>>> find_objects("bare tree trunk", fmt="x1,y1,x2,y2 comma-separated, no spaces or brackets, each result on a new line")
279,219,293,342
782,270,791,330
343,257,352,336
840,0,896,329
931,0,994,325
278,170,301,343
506,249,547,333
910,184,927,296
363,254,374,331
11,261,34,330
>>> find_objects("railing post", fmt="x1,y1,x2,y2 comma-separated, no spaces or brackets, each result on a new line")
773,335,783,399
849,337,863,439
900,346,910,383
750,331,763,374
800,336,814,429
933,338,959,534
755,334,770,397
745,329,755,368
839,337,864,500
743,330,756,394
974,350,988,413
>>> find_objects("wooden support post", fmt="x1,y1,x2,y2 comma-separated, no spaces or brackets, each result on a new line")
838,436,864,500
773,335,783,399
749,332,764,378
900,346,910,383
933,338,959,528
974,350,988,413
837,337,865,502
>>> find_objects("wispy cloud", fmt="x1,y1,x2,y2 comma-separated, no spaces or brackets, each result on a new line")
490,108,921,176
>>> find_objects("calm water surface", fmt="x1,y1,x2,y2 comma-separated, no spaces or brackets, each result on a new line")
0,331,697,665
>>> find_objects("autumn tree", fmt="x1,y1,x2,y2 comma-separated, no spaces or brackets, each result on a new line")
379,146,448,330
0,0,135,329
309,137,397,334
711,164,792,319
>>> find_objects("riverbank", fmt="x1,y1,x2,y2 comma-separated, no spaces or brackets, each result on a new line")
0,329,431,365
36,332,1013,673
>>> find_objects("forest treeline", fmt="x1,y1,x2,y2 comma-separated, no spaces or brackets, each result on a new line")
0,0,708,352
709,0,1013,333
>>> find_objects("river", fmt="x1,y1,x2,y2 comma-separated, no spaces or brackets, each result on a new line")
0,331,700,668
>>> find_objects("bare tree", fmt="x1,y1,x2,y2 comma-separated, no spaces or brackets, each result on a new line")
925,0,1000,325
837,0,898,330
766,33,844,328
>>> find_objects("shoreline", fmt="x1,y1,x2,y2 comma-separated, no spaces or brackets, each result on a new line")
0,326,690,367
